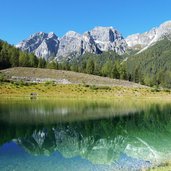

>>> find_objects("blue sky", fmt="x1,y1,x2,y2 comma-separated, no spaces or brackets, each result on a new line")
1,0,171,45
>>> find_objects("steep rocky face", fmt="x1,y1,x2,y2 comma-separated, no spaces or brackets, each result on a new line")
16,32,48,52
90,26,126,54
57,31,83,59
126,29,156,50
82,31,101,54
16,27,127,60
57,31,102,60
126,21,171,52
16,32,59,60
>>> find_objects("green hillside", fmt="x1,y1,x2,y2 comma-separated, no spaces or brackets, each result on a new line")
126,38,171,88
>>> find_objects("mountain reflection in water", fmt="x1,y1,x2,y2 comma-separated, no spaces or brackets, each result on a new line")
0,99,171,170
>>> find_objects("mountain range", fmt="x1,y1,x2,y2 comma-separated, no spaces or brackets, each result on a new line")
126,20,171,53
16,21,171,60
16,27,127,60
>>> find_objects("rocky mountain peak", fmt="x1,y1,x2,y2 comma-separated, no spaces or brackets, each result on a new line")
159,20,171,29
64,31,81,38
29,32,46,38
56,31,82,59
90,26,122,42
89,26,126,54
16,32,59,60
125,20,171,52
16,26,127,60
48,32,58,39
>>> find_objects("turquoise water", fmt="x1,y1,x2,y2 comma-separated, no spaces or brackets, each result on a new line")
0,99,171,170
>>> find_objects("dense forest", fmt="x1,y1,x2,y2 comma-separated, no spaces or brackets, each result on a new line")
65,51,127,80
0,40,46,69
126,38,171,88
0,38,171,88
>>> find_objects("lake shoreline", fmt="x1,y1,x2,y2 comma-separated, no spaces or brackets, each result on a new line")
0,82,171,100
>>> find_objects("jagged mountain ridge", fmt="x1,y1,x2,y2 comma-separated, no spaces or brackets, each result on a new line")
125,20,171,53
16,21,171,60
16,32,59,60
16,27,127,60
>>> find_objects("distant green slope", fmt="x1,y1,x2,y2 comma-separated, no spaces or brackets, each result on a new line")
126,38,171,88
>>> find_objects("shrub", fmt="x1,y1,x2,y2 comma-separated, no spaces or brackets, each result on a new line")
90,85,98,90
44,81,55,86
163,89,171,93
98,86,111,90
84,84,90,88
151,88,160,92
13,80,24,86
89,85,111,90
0,73,6,82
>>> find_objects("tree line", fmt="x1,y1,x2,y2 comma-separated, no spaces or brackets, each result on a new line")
126,38,171,88
0,40,46,69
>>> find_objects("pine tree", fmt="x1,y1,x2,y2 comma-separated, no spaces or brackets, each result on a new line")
86,58,94,74
9,48,19,67
46,61,58,69
0,48,10,69
112,62,120,79
38,58,46,68
19,52,30,67
29,53,38,67
134,67,139,83
101,60,113,77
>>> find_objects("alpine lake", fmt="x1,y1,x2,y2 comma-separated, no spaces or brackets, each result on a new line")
0,97,171,171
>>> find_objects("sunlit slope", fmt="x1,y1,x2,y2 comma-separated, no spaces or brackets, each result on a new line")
1,67,145,87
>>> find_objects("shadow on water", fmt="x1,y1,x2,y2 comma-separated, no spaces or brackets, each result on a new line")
0,98,171,170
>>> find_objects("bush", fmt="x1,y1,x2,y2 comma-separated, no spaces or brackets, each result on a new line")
98,86,111,90
83,84,90,88
44,81,56,86
89,85,111,90
90,85,98,90
163,89,171,93
0,73,6,82
151,88,160,92
13,80,24,86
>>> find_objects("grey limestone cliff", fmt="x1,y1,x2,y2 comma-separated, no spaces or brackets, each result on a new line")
126,20,171,52
16,26,127,60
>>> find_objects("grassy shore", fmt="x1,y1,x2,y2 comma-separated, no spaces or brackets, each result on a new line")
0,67,171,99
0,82,171,100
